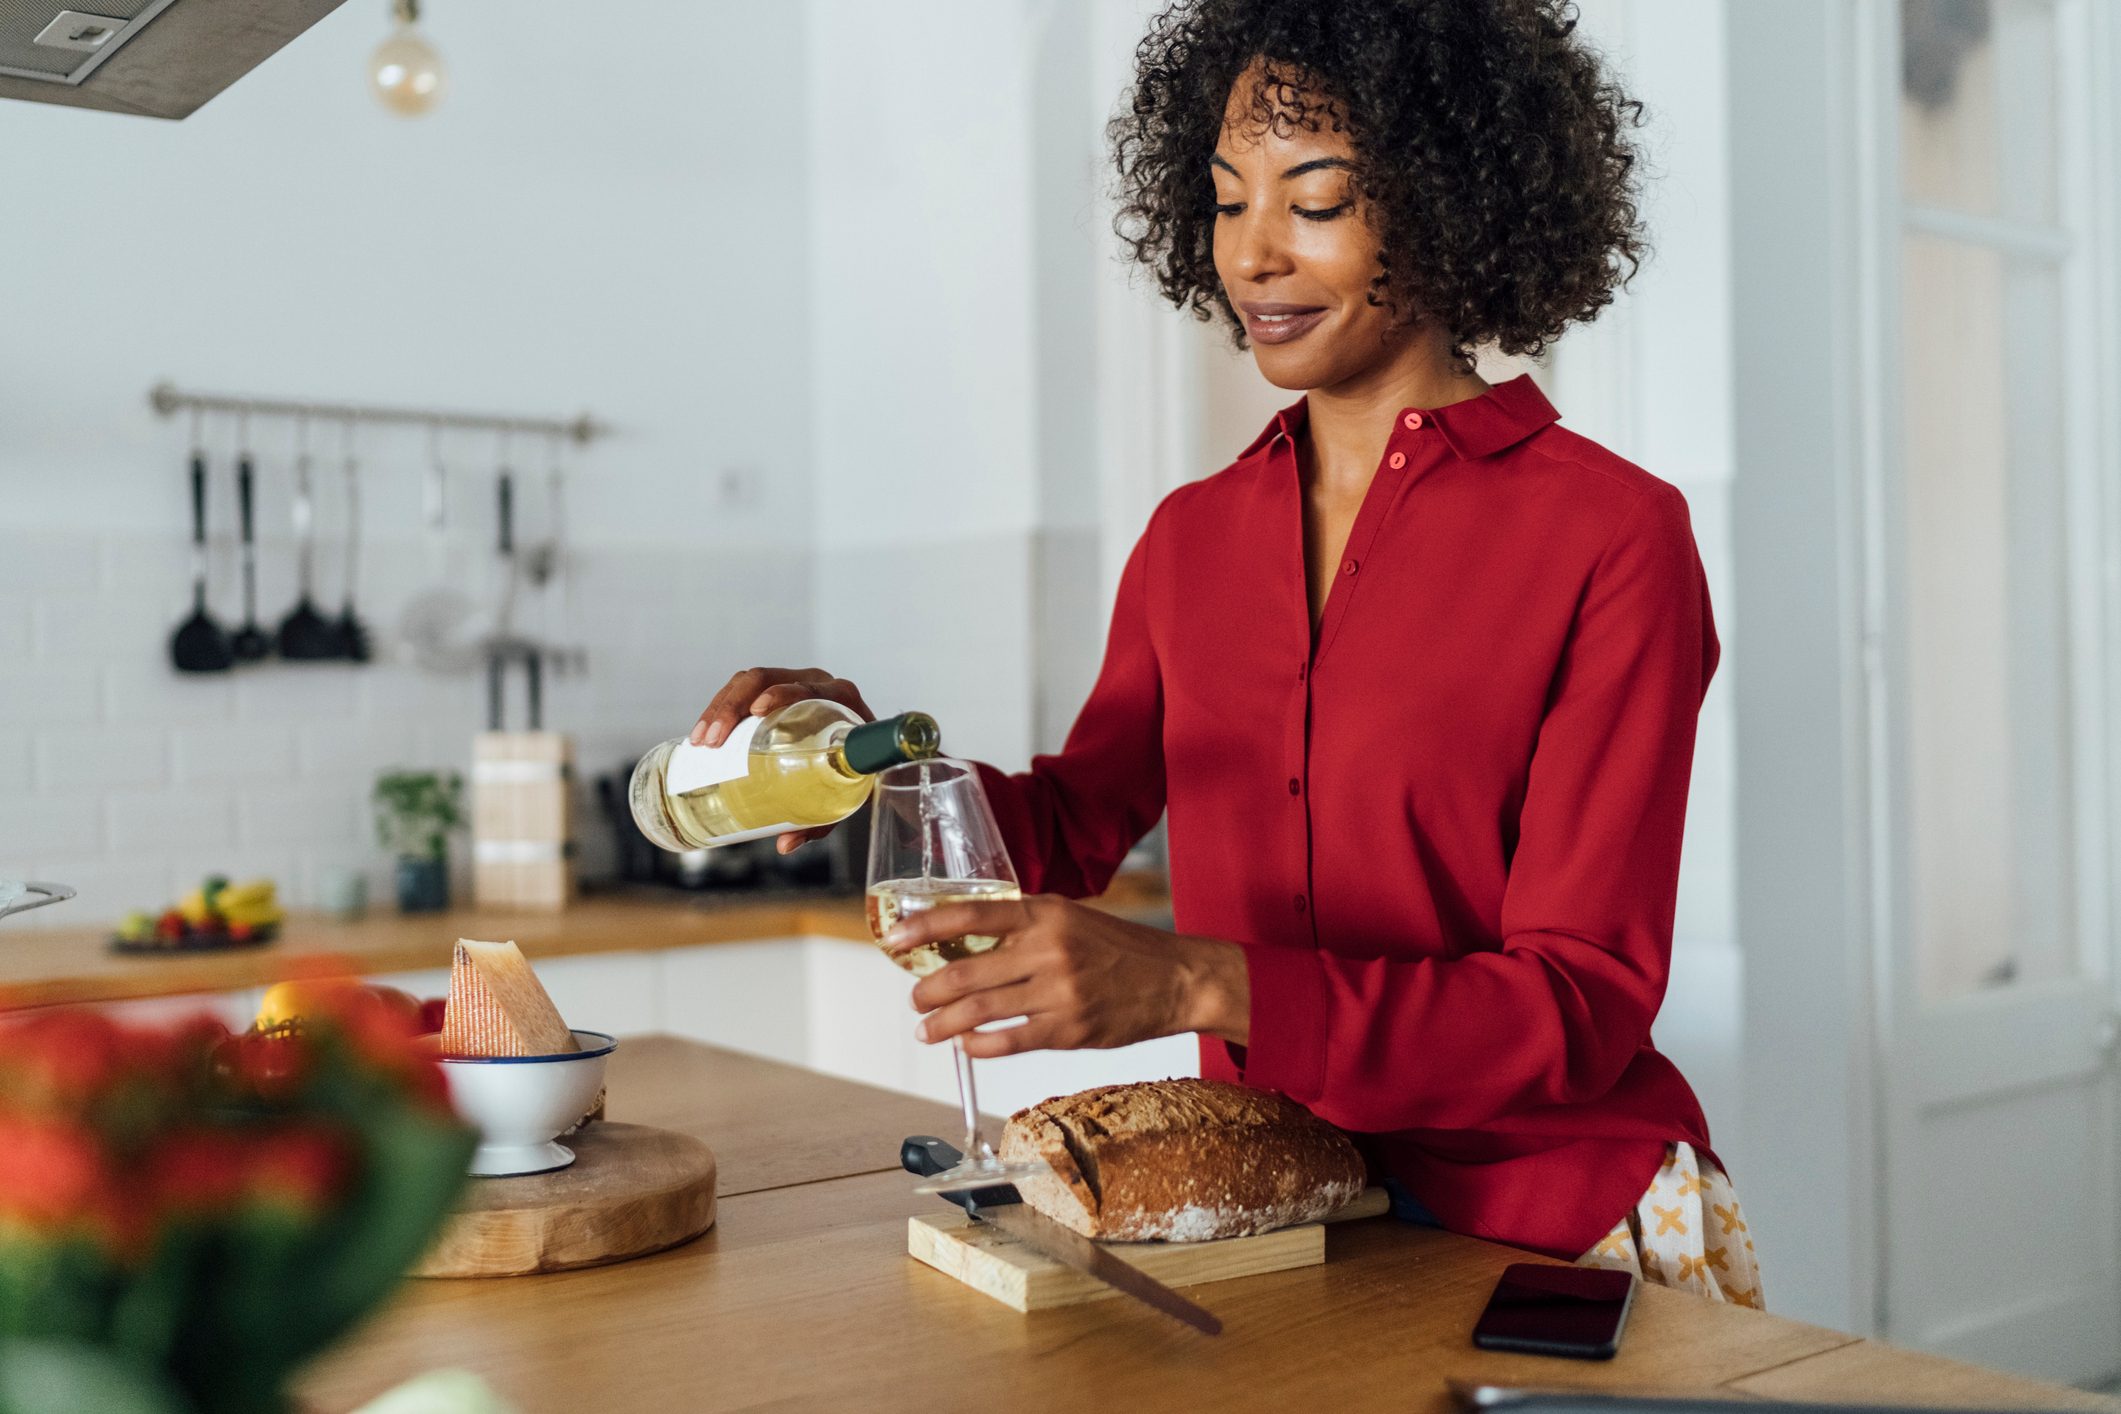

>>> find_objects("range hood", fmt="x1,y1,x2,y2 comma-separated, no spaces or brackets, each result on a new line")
0,0,346,120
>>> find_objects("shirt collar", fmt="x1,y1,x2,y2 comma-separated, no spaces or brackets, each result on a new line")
1238,374,1561,462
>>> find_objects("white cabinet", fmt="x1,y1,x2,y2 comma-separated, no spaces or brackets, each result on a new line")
658,938,812,1068
800,936,1200,1115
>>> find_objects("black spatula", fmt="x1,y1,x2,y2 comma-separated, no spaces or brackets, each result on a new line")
229,451,271,663
277,442,343,661
335,432,372,663
169,450,233,674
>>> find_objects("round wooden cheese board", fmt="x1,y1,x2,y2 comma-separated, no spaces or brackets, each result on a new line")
413,1122,717,1279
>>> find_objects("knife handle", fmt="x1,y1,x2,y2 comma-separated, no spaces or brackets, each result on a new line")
901,1135,963,1177
899,1135,1020,1212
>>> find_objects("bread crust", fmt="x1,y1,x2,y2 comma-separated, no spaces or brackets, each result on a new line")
999,1079,1365,1242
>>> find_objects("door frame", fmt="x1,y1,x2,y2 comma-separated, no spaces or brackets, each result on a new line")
1863,0,2121,1377
1731,0,2121,1348
1728,0,1886,1336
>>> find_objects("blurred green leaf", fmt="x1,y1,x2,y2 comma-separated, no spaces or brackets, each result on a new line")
372,771,465,862
0,1338,188,1414
160,1107,474,1413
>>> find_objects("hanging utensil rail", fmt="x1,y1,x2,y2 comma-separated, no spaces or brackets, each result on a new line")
148,382,606,445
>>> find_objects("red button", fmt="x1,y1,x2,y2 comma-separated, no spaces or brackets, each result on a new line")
1293,893,1308,914
1387,451,1406,470
1342,558,1359,576
1287,777,1301,796
1404,412,1424,430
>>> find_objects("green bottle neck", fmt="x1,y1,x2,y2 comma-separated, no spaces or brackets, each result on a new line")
839,712,942,775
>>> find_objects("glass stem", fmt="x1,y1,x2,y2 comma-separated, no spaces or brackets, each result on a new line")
953,1037,992,1162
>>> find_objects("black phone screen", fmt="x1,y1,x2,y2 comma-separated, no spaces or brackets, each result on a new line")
1471,1263,1637,1360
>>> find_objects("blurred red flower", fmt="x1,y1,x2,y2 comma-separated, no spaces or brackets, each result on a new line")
0,1113,108,1228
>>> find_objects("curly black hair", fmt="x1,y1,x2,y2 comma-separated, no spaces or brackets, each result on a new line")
1110,0,1648,371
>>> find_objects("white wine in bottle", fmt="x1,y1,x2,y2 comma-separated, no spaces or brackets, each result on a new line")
630,699,941,851
866,876,1022,978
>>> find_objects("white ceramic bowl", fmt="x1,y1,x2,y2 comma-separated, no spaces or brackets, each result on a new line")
435,1030,616,1177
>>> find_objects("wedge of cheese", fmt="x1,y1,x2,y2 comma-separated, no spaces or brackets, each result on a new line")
438,939,578,1057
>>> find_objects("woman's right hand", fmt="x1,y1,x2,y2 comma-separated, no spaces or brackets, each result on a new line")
689,667,875,854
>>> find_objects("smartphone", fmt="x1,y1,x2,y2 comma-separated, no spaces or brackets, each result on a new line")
1471,1263,1636,1360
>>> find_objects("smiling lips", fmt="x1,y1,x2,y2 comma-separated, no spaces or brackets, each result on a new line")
1239,301,1327,345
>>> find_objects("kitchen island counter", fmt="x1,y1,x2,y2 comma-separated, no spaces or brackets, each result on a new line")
300,1036,2117,1414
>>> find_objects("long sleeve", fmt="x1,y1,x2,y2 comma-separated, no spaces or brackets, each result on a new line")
974,525,1167,899
1240,483,1718,1135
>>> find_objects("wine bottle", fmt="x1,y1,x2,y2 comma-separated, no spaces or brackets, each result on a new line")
629,699,940,851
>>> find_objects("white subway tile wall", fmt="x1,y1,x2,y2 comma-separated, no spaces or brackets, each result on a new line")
0,531,814,929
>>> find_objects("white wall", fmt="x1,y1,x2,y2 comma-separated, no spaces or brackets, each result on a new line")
801,0,1196,1111
0,0,816,923
805,0,1127,768
1726,0,1881,1335
804,0,1040,769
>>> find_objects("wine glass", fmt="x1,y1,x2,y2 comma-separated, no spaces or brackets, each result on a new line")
866,758,1046,1195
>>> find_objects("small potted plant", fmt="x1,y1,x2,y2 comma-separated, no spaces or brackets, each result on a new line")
372,770,465,914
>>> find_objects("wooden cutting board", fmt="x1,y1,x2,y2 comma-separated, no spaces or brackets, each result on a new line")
414,1122,717,1278
908,1186,1391,1312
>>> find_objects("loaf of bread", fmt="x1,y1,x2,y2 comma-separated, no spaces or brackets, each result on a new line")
999,1078,1366,1242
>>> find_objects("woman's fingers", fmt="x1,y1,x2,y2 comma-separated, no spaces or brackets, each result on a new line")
892,903,1037,978
690,667,850,746
885,900,1036,956
914,981,1041,1047
749,676,874,722
775,827,835,854
691,668,769,745
749,677,838,718
907,935,1041,1012
957,1019,1054,1060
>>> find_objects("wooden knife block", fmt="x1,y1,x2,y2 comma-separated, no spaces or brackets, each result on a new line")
472,730,575,911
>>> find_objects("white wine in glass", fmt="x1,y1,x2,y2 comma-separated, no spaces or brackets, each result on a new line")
867,759,1046,1195
866,877,1021,978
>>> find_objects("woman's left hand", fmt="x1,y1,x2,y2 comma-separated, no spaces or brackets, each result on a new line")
890,895,1250,1058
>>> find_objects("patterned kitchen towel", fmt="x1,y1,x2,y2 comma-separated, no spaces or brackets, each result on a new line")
1578,1142,1765,1310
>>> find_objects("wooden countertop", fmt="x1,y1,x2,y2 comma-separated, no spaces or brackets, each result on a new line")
299,1036,2115,1414
0,875,1173,1010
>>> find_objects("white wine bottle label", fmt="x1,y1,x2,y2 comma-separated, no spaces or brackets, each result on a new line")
704,821,804,848
665,716,768,796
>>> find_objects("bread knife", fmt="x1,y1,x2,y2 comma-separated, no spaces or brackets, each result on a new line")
901,1135,1224,1336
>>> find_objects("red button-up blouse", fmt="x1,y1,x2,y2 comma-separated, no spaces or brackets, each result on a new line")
975,374,1718,1259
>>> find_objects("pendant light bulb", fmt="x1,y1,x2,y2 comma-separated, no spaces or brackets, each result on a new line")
368,0,446,118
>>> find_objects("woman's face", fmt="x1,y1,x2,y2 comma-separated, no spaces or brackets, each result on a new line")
1210,63,1409,392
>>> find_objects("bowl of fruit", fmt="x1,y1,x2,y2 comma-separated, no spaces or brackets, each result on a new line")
113,874,284,953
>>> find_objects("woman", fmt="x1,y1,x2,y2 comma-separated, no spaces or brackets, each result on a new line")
692,0,1760,1305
